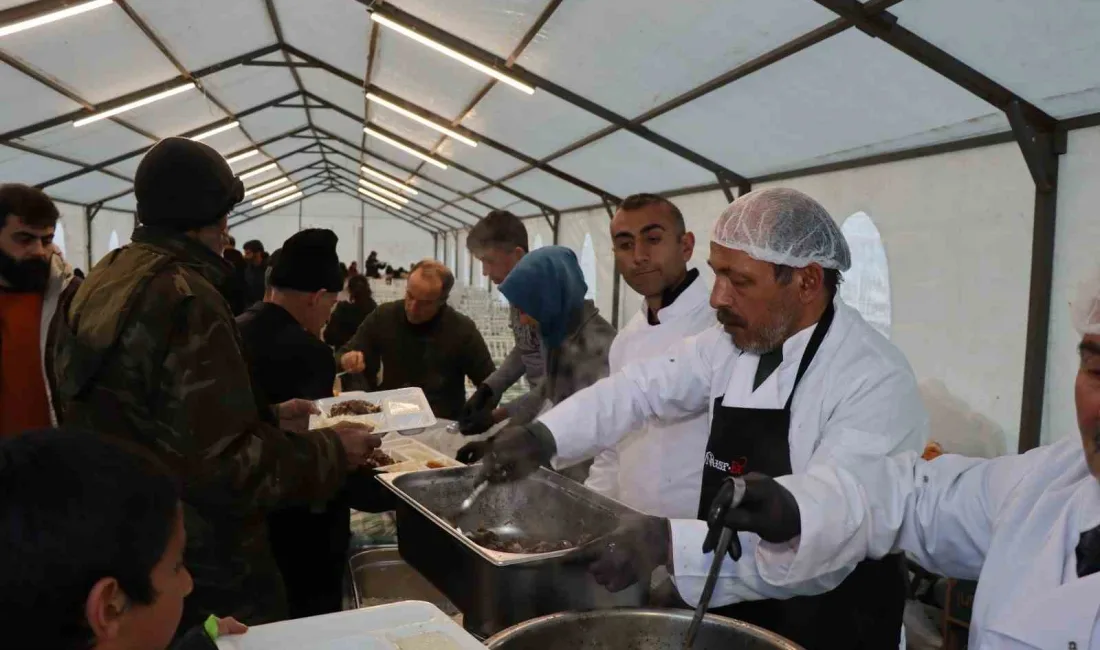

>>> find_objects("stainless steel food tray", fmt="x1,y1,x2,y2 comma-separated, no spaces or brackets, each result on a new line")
377,466,647,637
378,466,624,566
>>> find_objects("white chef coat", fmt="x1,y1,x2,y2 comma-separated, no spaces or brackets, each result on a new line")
745,437,1100,650
584,273,715,519
541,297,929,606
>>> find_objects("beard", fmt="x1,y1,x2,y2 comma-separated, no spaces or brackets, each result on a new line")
0,249,50,293
717,304,798,355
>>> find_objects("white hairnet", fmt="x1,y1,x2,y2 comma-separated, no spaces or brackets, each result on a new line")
711,188,851,271
1072,267,1100,335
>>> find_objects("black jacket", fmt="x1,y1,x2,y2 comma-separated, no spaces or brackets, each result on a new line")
236,302,390,620
337,301,495,420
323,299,376,350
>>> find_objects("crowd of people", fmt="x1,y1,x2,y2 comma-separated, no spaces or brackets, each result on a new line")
1,132,1098,650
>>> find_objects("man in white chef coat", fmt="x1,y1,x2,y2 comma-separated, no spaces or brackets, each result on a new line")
479,188,928,650
701,271,1100,650
584,193,715,518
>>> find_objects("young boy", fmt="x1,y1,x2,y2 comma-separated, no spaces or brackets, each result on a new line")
0,429,246,650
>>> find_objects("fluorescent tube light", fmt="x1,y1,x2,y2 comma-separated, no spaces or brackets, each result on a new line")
370,12,534,95
226,149,259,164
73,82,195,127
252,184,299,206
360,165,418,195
363,126,447,170
0,0,114,39
239,162,278,181
261,191,304,211
358,187,404,211
243,176,289,197
366,93,476,147
191,121,240,142
358,178,409,204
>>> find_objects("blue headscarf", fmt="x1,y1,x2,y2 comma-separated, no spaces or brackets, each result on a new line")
499,246,588,349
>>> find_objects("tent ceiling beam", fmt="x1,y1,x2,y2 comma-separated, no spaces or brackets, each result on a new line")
312,134,484,222
285,46,618,203
6,139,131,186
361,3,748,186
391,0,567,197
811,0,1056,131
113,0,299,196
367,83,619,204
327,182,442,235
359,21,380,176
229,183,330,229
0,49,157,142
230,175,330,222
328,173,452,232
0,43,281,143
36,93,301,190
241,60,321,69
263,0,333,191
302,89,560,214
309,122,493,223
326,158,473,230
325,163,469,230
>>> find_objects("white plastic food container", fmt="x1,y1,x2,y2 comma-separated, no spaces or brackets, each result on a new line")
373,434,463,473
311,389,437,434
215,601,482,650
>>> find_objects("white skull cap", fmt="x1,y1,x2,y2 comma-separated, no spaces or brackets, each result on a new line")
1072,267,1100,335
711,187,851,271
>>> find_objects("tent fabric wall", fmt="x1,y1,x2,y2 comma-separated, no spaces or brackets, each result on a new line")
91,208,135,265
754,141,1033,452
1046,124,1100,445
56,202,88,274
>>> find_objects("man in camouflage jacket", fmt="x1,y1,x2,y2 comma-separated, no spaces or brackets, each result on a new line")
53,138,378,629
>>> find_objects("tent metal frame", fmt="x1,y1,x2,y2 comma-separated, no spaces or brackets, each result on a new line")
0,0,1086,449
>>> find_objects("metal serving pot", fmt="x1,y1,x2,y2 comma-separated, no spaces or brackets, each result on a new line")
484,609,804,650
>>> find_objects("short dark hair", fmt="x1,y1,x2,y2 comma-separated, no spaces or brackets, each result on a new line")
410,259,455,302
0,429,179,650
227,235,236,247
774,264,843,298
618,193,685,234
242,239,264,254
467,210,528,254
0,183,59,230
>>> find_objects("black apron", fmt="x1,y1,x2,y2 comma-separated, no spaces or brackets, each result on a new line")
697,303,906,650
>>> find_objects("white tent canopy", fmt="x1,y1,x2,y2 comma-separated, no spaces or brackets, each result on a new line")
4,0,1100,452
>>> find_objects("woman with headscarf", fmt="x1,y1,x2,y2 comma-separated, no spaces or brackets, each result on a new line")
458,246,616,475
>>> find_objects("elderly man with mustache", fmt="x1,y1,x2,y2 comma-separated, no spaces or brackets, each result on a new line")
477,188,928,650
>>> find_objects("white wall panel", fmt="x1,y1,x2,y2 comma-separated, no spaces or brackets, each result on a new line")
1047,125,1100,444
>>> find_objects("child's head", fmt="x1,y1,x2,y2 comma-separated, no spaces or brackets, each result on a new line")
0,429,190,650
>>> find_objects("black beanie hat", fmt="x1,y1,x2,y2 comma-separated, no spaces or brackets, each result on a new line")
269,229,343,293
135,137,244,230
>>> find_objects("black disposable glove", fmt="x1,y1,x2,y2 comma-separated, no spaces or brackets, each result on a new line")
460,384,496,421
703,473,801,559
458,407,497,436
456,439,491,464
569,515,671,593
474,423,555,483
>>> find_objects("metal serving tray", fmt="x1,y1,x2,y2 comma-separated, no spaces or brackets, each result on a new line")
377,466,647,637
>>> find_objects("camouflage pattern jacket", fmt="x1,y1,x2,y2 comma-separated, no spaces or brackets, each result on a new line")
53,226,347,628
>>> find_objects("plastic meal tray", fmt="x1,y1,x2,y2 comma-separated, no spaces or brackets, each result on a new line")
215,601,482,650
374,434,464,473
311,389,437,434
